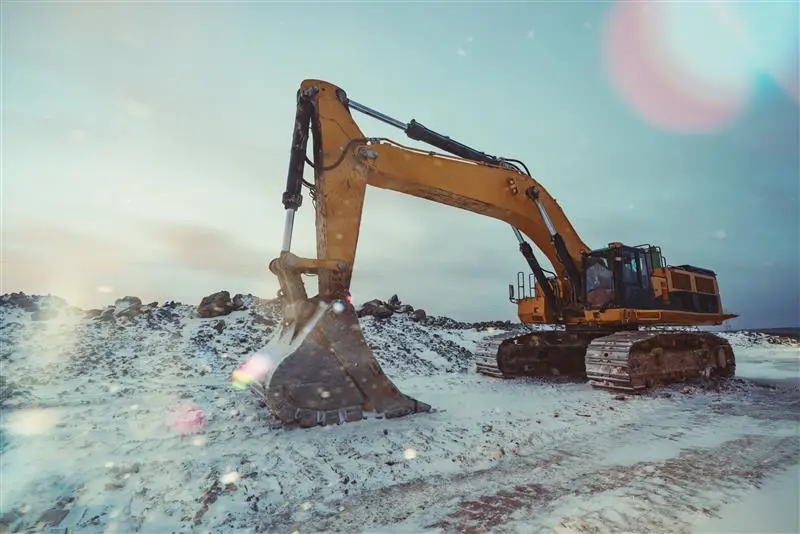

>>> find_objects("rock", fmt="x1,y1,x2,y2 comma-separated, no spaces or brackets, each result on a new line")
410,309,427,322
214,320,226,334
232,294,246,310
386,295,415,313
114,296,142,318
357,299,394,320
98,308,115,321
84,309,103,319
357,299,382,314
198,291,234,318
371,305,394,320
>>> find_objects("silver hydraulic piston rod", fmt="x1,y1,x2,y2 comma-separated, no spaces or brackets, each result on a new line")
281,209,296,252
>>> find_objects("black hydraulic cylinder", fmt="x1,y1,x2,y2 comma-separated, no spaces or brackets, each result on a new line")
347,98,507,168
552,233,583,303
405,120,503,166
282,96,314,211
519,241,558,312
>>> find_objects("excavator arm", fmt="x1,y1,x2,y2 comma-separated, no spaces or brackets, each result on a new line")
274,79,589,323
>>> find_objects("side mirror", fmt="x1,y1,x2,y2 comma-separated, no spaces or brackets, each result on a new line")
508,284,516,303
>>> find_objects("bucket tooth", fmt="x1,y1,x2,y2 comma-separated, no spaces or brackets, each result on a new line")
252,301,431,428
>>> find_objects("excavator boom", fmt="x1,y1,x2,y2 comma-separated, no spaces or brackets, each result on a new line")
280,81,588,309
255,79,737,428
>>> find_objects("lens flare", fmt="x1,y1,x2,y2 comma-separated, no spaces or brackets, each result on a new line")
602,1,799,132
3,408,58,436
169,402,205,436
230,352,274,389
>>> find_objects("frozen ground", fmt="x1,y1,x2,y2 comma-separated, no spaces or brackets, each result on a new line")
0,293,798,533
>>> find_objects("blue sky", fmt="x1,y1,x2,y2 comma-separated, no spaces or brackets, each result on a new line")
2,1,798,328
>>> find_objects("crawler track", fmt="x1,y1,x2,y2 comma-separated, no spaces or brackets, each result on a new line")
585,330,736,391
475,330,604,380
474,333,514,378
475,328,736,393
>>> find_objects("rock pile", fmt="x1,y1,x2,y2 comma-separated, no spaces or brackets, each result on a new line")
0,293,80,322
357,294,426,321
0,290,516,334
0,290,504,414
83,296,156,322
6,291,281,325
356,294,515,331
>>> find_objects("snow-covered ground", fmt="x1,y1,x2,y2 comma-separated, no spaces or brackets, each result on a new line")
1,293,798,533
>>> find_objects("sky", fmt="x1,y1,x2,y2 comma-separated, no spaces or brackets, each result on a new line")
1,1,798,329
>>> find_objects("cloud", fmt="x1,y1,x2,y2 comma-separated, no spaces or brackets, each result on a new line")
467,36,474,43
2,222,280,308
148,221,268,280
2,226,137,307
457,47,467,57
121,97,155,119
527,29,536,40
714,229,728,239
2,218,291,310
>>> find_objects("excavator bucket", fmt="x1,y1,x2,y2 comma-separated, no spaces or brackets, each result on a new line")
248,300,431,428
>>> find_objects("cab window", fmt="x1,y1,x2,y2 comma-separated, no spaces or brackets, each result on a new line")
586,258,613,291
622,253,639,285
586,256,615,308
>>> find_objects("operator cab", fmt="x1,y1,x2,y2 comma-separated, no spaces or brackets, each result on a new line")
583,243,661,309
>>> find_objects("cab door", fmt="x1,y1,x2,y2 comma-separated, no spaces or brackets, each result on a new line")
618,249,656,309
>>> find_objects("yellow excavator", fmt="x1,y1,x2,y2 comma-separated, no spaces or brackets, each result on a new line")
254,79,737,428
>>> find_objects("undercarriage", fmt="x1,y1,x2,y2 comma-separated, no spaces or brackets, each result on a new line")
474,327,736,392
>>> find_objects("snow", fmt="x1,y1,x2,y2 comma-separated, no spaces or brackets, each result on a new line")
1,293,798,533
693,464,800,534
725,331,800,381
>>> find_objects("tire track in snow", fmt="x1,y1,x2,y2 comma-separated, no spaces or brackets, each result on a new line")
265,385,799,533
